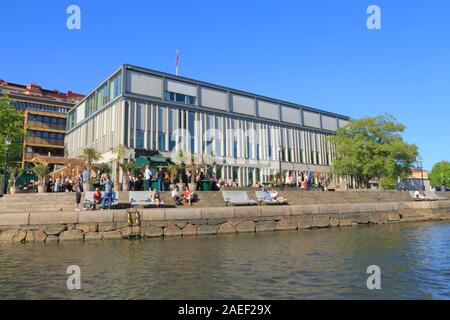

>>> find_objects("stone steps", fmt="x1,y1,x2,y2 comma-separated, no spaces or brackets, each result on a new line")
0,190,415,214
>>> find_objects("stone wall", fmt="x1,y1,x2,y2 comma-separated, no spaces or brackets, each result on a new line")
1,201,450,243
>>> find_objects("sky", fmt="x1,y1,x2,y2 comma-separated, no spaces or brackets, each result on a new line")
1,0,449,170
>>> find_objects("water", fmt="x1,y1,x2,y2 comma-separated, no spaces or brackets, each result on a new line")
1,221,450,299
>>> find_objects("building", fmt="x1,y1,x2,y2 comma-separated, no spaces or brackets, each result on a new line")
409,168,429,181
0,80,84,168
65,64,350,186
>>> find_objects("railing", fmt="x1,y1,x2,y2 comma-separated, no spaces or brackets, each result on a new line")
27,120,66,132
25,137,64,146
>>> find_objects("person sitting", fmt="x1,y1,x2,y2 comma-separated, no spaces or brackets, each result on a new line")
172,185,182,205
151,189,161,206
261,187,273,202
88,187,102,210
269,189,287,204
183,186,194,206
418,191,433,201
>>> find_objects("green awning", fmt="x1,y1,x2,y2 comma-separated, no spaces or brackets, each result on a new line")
134,155,150,168
150,155,169,163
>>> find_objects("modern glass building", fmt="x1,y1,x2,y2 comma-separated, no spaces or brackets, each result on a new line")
65,64,350,186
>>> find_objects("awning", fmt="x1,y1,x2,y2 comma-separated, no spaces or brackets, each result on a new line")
134,155,150,168
150,155,170,163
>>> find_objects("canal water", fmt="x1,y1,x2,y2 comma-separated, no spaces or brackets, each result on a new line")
1,221,449,299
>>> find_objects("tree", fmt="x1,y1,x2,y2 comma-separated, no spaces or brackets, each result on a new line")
32,163,50,190
429,161,450,187
111,144,126,189
329,114,418,187
81,148,101,181
0,95,25,164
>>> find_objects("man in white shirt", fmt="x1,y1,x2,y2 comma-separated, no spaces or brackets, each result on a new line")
144,166,152,191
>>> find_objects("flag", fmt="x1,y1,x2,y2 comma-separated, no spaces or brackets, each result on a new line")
175,49,179,76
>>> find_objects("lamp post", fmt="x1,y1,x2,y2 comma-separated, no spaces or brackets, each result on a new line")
417,155,424,191
2,135,13,196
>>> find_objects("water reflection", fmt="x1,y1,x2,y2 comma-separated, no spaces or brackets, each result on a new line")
0,221,449,299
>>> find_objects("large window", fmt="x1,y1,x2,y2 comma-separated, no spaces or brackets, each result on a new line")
164,91,196,105
13,101,69,113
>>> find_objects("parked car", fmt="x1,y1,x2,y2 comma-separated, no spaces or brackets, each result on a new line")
435,185,450,192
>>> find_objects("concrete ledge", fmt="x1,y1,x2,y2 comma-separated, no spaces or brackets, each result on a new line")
338,204,361,214
29,211,78,225
318,204,339,215
375,202,399,212
290,205,319,215
165,208,202,220
201,207,235,219
260,206,291,217
78,211,113,223
142,209,165,221
234,206,261,218
113,210,129,222
0,213,29,226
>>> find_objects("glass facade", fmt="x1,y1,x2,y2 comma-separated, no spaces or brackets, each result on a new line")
13,101,70,113
67,70,122,131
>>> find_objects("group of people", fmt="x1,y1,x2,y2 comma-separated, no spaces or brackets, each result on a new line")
171,185,195,206
74,175,115,211
47,177,74,193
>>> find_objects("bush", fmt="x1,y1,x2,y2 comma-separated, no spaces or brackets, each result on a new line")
380,176,396,190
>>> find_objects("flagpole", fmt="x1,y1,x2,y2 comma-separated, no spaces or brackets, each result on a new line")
175,49,179,76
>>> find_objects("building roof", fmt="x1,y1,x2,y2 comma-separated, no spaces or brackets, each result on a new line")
0,79,84,104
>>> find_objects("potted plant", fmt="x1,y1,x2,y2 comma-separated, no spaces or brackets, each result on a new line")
120,162,135,191
7,166,23,194
112,144,126,192
81,147,101,191
32,163,50,193
167,163,180,190
187,154,198,191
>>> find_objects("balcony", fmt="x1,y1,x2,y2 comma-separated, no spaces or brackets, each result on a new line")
26,120,66,132
25,136,64,147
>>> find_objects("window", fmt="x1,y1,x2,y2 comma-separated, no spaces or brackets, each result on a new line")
136,131,145,148
164,91,196,105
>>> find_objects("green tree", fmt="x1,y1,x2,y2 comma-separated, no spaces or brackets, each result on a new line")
0,95,24,164
81,148,101,181
429,161,450,187
329,114,418,187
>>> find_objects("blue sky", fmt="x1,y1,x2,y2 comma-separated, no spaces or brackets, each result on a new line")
1,0,449,170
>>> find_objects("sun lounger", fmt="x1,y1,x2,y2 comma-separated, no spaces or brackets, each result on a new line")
222,191,257,206
129,191,165,207
425,190,448,201
255,191,288,205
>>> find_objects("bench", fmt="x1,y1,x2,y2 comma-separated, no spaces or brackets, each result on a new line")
425,190,448,201
129,191,166,208
222,191,257,206
84,191,120,209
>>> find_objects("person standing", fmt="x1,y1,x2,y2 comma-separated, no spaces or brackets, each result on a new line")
157,167,164,191
100,175,113,210
81,169,88,183
73,178,83,211
144,165,152,191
